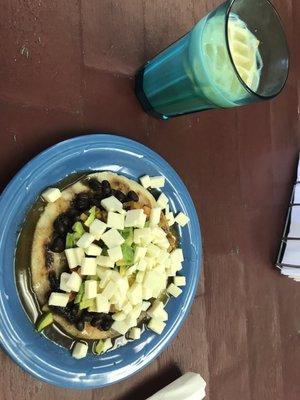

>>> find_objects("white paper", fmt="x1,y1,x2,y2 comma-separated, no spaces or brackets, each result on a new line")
287,206,300,237
281,267,300,277
281,240,300,266
146,372,206,400
294,184,300,204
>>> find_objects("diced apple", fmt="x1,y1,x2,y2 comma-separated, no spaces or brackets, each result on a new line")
60,272,71,292
147,300,164,319
107,211,125,230
85,243,102,256
129,327,141,340
133,228,152,245
111,320,130,335
84,280,98,299
101,196,124,213
124,209,146,228
133,246,147,263
76,233,95,249
146,243,161,258
149,176,165,188
65,248,79,269
139,175,151,188
101,228,125,248
98,269,112,289
144,257,156,269
125,315,138,329
167,283,182,298
123,302,133,314
42,187,61,203
142,286,153,300
141,301,151,311
116,278,129,298
126,264,138,276
108,245,123,262
112,311,126,321
130,303,143,320
109,270,122,283
151,226,166,240
89,219,107,240
48,292,69,307
96,293,110,313
155,237,170,250
127,282,142,305
149,207,161,227
72,342,88,359
74,248,85,266
136,270,145,283
157,192,169,209
66,272,82,292
148,318,166,334
175,212,190,227
101,280,116,300
137,259,147,271
97,255,115,268
81,257,97,275
170,248,184,263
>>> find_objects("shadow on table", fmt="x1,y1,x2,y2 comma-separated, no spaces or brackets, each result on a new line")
117,363,182,400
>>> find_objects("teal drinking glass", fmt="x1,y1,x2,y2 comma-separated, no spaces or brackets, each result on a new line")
135,0,289,119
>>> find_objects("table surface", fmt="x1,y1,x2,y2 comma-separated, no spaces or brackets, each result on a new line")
1,1,300,399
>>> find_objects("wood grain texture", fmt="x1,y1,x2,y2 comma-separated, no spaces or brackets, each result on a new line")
0,0,300,399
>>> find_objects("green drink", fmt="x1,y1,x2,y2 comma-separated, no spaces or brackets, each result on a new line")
135,0,289,119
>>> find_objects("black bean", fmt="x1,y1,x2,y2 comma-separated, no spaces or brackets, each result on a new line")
66,207,80,219
113,189,126,203
49,236,65,253
70,304,79,317
73,192,91,211
99,314,113,331
92,193,104,208
53,213,72,235
91,316,102,327
87,178,102,191
48,271,60,291
127,190,139,202
81,310,93,323
76,321,85,331
101,180,111,196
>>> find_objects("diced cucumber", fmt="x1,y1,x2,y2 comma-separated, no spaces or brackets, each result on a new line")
121,227,133,246
95,339,105,354
121,243,134,266
72,221,85,236
79,297,95,310
74,284,84,304
66,233,75,249
36,312,54,332
88,299,97,312
84,206,96,227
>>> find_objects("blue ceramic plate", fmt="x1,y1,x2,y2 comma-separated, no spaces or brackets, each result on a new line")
0,134,201,389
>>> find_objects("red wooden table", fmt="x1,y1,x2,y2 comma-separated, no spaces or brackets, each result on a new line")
1,1,300,399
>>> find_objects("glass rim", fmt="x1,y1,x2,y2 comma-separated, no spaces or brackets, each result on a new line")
225,0,290,100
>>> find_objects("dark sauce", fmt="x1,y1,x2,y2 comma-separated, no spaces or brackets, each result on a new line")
14,172,169,354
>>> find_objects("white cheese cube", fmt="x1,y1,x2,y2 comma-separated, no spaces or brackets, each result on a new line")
48,292,69,307
151,226,167,240
101,228,125,248
123,302,133,314
112,320,130,335
60,272,71,292
96,293,110,313
129,327,141,340
81,257,97,275
101,338,113,353
157,192,169,209
108,245,123,262
130,303,143,319
107,211,125,230
84,280,98,299
126,264,138,276
141,301,151,311
166,268,176,277
76,233,95,249
175,212,190,227
156,308,168,322
148,318,166,334
142,286,153,300
97,255,115,269
146,243,161,258
109,270,122,283
101,196,123,213
167,283,182,298
170,249,184,263
72,342,88,359
137,259,147,271
152,286,163,298
42,187,61,203
74,248,85,266
89,219,107,240
133,228,152,245
112,311,126,321
153,264,165,274
126,315,138,329
133,246,147,263
66,272,82,292
140,175,151,188
65,248,79,269
101,280,116,300
155,237,170,250
124,209,146,228
147,300,164,319
149,207,161,227
143,270,164,292
136,270,145,283
174,276,186,287
149,176,165,188
85,244,102,256
127,282,142,305
98,268,112,288
117,278,129,298
144,256,156,269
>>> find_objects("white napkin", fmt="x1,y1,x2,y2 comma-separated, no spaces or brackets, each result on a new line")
146,372,206,400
